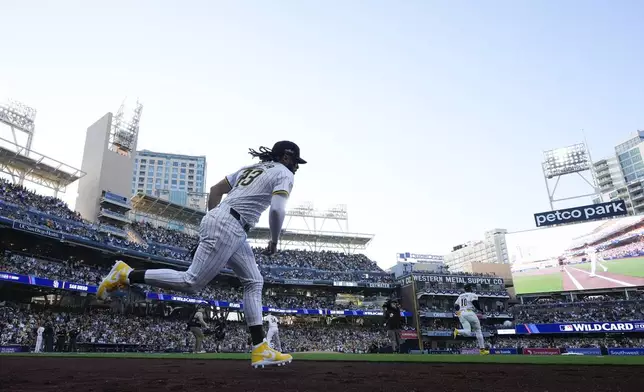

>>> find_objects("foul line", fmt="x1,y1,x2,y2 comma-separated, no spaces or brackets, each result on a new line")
563,267,585,290
568,267,635,287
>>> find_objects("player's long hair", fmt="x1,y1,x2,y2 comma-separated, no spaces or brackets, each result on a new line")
248,146,276,162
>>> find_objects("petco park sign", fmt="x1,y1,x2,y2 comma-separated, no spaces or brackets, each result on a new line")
533,200,627,228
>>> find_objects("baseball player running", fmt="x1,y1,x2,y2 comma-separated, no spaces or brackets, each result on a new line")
263,313,281,351
453,284,489,355
97,141,306,368
34,325,44,353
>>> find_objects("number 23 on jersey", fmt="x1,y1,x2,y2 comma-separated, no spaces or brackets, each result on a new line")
235,169,264,187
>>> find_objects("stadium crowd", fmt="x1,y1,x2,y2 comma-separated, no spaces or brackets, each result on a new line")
0,253,387,311
0,181,397,284
0,305,388,353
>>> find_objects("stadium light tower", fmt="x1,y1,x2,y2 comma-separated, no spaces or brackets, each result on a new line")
109,99,143,157
0,98,84,194
0,99,37,184
541,142,599,210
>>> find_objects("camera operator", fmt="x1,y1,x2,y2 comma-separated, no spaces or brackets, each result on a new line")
383,299,402,353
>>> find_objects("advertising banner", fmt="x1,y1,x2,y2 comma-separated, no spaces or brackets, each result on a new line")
533,200,627,228
0,346,26,353
400,330,418,340
12,221,61,239
608,348,644,356
523,348,560,355
565,348,602,355
490,348,517,355
516,321,644,334
460,348,481,355
412,274,504,285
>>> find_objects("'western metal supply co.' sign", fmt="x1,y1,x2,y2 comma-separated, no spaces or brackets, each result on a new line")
533,200,627,228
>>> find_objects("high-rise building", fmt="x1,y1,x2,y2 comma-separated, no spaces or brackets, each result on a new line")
594,156,625,194
131,150,207,209
443,229,509,272
593,130,644,214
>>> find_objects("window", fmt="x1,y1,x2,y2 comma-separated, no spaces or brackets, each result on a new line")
180,174,186,180
173,162,179,167
197,170,203,176
189,163,195,168
155,178,161,184
172,167,178,174
189,169,195,175
147,183,153,189
164,180,169,185
179,180,185,186
139,171,145,176
157,160,164,165
181,162,187,167
141,159,147,164
139,177,144,182
146,190,152,195
180,168,186,174
171,180,177,185
172,174,178,179
149,159,155,165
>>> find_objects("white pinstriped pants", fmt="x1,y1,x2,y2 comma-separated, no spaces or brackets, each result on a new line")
143,208,264,326
266,328,281,351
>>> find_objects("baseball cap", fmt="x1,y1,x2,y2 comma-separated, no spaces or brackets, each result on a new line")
272,141,307,164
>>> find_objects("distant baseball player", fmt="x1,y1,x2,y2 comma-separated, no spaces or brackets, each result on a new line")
453,284,488,355
558,255,565,272
34,325,44,353
263,313,281,351
585,243,598,277
97,141,306,368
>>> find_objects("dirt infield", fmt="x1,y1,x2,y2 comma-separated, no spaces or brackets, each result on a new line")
1,357,642,392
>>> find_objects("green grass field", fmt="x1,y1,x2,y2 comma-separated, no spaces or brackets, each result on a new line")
575,258,644,277
513,272,563,294
3,352,644,365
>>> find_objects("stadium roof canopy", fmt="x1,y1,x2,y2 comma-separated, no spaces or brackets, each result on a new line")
130,192,374,251
0,137,85,194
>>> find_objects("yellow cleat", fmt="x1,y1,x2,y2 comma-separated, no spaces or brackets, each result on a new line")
453,329,458,339
97,260,132,300
480,349,490,355
251,340,293,368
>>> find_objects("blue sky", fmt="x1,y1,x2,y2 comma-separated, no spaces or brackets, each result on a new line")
0,1,642,268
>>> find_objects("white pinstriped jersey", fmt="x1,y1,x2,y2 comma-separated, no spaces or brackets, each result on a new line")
221,162,294,226
263,315,279,329
455,292,479,312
